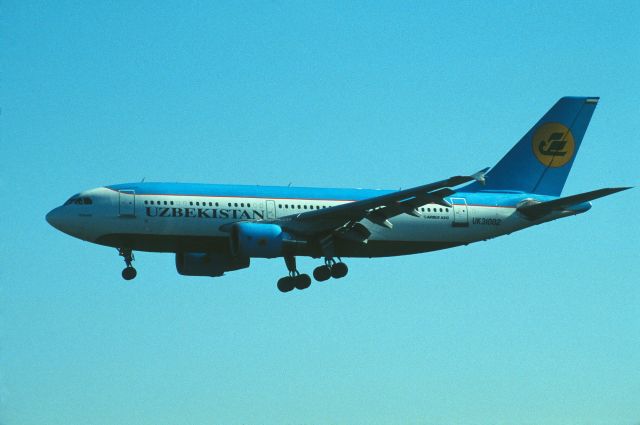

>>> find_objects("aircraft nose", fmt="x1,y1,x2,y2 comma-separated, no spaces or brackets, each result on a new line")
46,207,64,231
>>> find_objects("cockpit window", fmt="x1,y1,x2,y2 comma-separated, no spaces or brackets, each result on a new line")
64,195,79,206
63,195,92,206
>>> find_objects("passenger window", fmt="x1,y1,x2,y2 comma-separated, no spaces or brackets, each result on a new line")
170,201,174,205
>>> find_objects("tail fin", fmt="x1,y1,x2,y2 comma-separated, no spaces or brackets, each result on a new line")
464,97,599,196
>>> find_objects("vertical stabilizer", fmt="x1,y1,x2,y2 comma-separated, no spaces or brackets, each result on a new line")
464,97,599,196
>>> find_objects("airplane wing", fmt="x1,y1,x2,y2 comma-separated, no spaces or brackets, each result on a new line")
517,187,631,220
266,168,489,236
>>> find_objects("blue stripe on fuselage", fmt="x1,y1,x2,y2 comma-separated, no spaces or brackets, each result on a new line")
106,182,387,201
106,183,558,208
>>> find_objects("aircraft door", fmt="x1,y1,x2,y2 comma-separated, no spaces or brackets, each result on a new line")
265,200,276,219
119,190,136,216
450,198,468,227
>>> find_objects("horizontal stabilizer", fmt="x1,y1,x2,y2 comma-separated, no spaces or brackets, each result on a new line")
518,187,631,219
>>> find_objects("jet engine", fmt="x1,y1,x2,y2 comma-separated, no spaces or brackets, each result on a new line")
230,222,305,258
175,252,249,277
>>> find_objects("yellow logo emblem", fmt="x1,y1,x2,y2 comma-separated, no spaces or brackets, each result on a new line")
532,123,575,168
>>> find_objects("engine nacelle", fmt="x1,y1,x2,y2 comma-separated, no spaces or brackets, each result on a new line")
230,222,304,258
175,252,249,277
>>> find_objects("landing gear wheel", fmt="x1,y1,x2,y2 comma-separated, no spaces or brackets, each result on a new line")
277,256,313,292
122,266,137,280
118,248,137,280
295,274,312,290
277,276,295,293
313,265,332,282
331,262,348,279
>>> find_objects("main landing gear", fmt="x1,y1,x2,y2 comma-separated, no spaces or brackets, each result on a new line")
118,248,137,280
277,256,349,293
313,257,348,282
277,256,312,293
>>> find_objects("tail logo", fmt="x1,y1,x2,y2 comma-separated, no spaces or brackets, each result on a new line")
532,123,575,168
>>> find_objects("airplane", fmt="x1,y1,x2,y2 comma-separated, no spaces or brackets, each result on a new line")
46,97,630,292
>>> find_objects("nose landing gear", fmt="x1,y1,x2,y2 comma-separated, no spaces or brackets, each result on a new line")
118,248,137,280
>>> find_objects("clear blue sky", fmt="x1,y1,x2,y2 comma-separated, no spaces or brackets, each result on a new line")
2,1,639,424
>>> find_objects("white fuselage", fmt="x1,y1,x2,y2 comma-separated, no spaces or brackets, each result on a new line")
46,185,575,258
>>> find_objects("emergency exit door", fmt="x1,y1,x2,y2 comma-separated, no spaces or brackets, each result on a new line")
450,197,468,227
119,190,136,217
265,200,276,219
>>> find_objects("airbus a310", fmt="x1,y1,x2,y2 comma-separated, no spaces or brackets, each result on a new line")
46,97,629,292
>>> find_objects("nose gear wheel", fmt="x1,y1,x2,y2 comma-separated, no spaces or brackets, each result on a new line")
118,248,137,281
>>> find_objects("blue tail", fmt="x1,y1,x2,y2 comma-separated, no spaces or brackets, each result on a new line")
464,96,599,196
